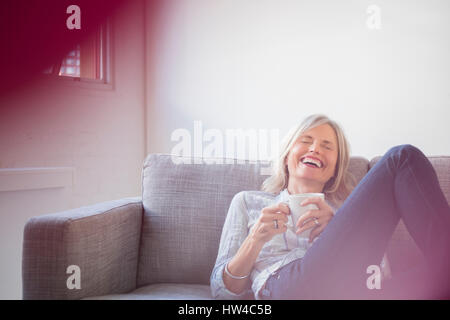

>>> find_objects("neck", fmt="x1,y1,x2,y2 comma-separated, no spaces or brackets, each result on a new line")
287,178,324,195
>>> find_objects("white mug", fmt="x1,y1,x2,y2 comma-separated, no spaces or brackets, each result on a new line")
288,193,324,241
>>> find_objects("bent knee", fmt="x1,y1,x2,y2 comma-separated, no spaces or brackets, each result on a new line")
387,144,426,161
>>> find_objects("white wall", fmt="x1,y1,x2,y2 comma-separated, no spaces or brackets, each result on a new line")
0,1,146,299
146,0,450,160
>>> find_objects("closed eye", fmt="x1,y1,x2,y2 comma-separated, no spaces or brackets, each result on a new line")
298,136,334,150
299,141,332,150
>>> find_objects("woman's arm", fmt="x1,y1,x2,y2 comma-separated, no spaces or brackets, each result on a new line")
210,192,290,297
222,233,264,294
210,192,252,299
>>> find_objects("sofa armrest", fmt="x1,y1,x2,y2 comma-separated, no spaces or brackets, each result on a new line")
22,197,143,300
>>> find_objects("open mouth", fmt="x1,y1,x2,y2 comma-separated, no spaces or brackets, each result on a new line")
299,156,324,168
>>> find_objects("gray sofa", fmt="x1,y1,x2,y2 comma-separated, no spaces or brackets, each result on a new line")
22,153,450,299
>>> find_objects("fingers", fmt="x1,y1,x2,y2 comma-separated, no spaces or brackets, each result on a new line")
297,209,333,235
262,216,288,230
255,203,290,238
262,202,290,216
296,197,334,230
261,213,289,225
270,219,288,233
296,216,319,235
296,212,332,242
300,197,335,215
296,209,319,229
254,218,288,237
261,203,290,225
300,196,325,208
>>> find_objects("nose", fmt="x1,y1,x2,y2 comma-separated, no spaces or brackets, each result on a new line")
308,141,320,154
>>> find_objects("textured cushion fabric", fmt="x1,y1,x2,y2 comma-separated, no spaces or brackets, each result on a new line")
369,156,450,275
85,283,212,300
347,156,370,187
137,154,271,287
22,197,142,299
137,154,370,287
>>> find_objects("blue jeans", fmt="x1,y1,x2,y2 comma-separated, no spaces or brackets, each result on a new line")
262,144,450,299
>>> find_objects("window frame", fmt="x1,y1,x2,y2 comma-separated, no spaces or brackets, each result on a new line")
41,19,114,91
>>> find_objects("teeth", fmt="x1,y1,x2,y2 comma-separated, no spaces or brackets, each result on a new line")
301,157,322,168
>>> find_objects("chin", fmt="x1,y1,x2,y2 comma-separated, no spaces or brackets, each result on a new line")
295,173,323,184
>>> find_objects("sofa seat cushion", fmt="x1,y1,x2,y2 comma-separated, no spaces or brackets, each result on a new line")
85,283,213,300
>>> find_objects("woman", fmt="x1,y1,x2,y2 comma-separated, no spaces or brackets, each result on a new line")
210,114,450,299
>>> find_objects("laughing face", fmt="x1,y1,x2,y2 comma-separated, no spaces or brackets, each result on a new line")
285,124,339,193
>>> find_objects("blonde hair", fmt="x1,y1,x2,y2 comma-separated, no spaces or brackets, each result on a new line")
262,114,355,207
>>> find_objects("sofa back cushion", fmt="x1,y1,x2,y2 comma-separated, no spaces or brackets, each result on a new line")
137,154,369,286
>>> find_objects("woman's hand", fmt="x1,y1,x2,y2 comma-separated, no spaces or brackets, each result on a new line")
296,197,335,243
249,202,290,245
223,202,290,294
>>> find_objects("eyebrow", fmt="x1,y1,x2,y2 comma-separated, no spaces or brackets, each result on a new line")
300,135,334,145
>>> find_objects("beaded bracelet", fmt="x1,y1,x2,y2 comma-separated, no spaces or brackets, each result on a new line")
224,263,250,280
